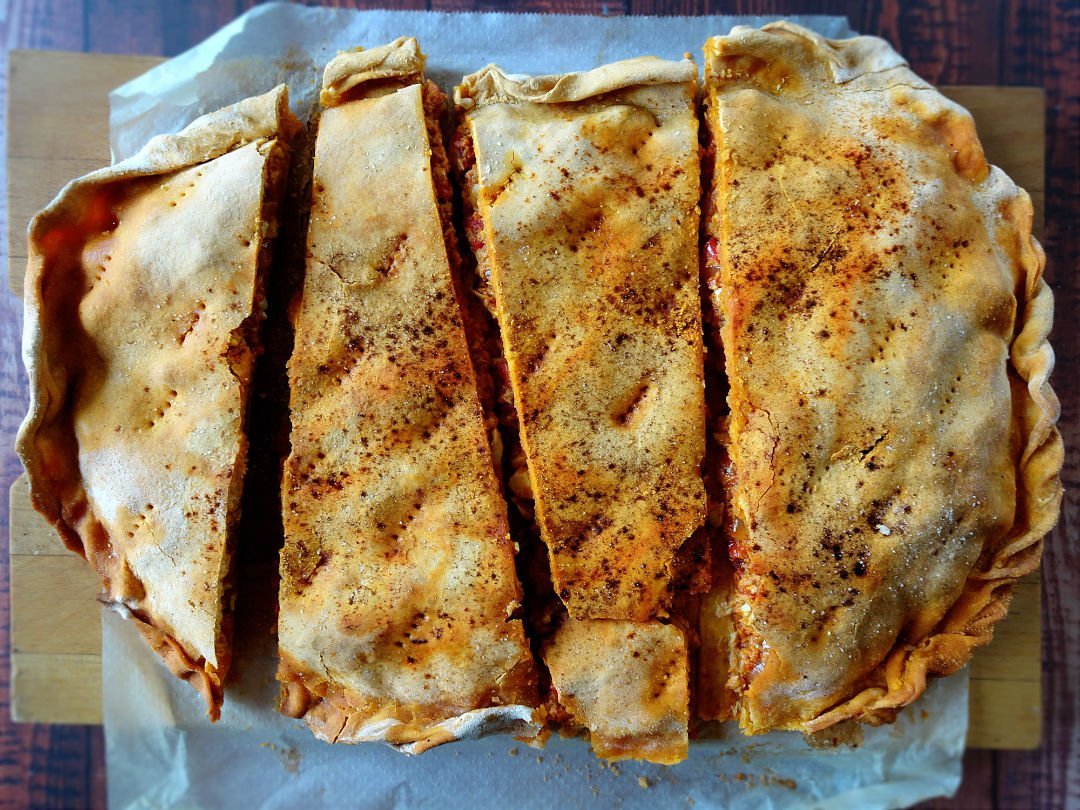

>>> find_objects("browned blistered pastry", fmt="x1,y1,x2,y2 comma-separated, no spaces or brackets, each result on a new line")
544,619,689,764
454,57,707,623
454,57,706,763
17,86,297,718
277,38,538,752
699,22,1062,735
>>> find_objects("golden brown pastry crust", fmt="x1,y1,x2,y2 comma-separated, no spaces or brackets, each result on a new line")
320,37,426,106
17,86,297,719
277,41,538,751
454,57,705,766
545,619,689,765
455,58,707,623
701,22,1062,734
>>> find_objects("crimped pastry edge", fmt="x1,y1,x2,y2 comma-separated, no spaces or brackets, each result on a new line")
320,37,425,107
727,20,910,83
454,55,695,109
278,659,540,753
113,602,224,718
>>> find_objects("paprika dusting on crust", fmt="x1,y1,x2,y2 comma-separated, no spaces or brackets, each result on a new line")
700,23,1062,735
277,38,538,751
454,57,707,624
544,619,689,765
17,86,298,719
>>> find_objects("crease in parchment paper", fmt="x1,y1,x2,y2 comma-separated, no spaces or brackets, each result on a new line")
108,2,856,160
105,604,966,810
103,6,965,809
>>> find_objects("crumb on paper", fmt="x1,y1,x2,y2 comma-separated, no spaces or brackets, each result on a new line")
637,776,651,789
715,769,798,791
762,770,798,790
260,742,301,774
806,720,864,749
508,747,519,757
601,761,622,776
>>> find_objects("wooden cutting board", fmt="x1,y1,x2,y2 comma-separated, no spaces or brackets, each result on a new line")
5,50,1045,747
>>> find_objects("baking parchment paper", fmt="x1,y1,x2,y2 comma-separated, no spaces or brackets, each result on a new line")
109,3,856,161
103,5,967,808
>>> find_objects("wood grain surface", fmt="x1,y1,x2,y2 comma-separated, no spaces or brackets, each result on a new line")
0,2,1076,809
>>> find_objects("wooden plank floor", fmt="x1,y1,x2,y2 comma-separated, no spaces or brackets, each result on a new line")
0,3,1076,809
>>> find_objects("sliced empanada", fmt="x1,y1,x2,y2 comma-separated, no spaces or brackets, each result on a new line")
700,23,1062,734
453,57,706,763
18,86,298,718
277,39,538,752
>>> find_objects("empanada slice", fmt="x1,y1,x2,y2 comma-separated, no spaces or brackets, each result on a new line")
453,57,707,623
277,39,538,752
700,23,1062,734
453,57,706,764
17,85,298,718
545,619,689,764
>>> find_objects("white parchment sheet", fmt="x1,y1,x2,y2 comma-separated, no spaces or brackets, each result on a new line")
103,5,966,808
109,3,856,160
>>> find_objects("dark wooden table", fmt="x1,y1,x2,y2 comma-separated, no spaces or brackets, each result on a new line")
0,1,1075,807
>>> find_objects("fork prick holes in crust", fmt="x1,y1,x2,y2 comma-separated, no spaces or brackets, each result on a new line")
613,380,651,426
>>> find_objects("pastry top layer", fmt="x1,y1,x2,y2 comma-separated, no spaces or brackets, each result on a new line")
704,22,1061,732
278,50,537,749
458,60,707,622
455,56,695,108
321,37,425,106
17,85,295,716
545,619,689,765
